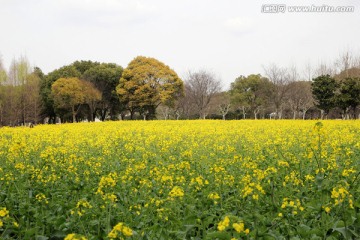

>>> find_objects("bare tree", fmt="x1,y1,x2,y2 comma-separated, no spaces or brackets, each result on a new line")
0,57,7,125
314,61,336,77
157,104,171,120
353,54,360,68
173,83,197,119
23,72,42,124
335,50,355,78
304,62,313,81
264,64,292,119
211,92,231,120
185,70,222,119
286,81,314,119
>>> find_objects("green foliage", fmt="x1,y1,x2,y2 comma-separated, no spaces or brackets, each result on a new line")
117,56,184,119
230,74,272,118
336,77,360,115
41,61,123,122
311,75,338,116
40,66,81,122
82,63,123,120
72,60,100,75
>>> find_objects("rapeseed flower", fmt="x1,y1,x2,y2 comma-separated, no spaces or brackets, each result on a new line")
169,186,184,198
108,222,133,239
217,216,230,231
64,233,88,240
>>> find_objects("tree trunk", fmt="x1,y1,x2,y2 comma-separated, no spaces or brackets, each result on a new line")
93,111,97,122
72,105,76,123
254,109,258,120
89,109,94,122
302,110,307,120
101,109,107,121
320,110,325,120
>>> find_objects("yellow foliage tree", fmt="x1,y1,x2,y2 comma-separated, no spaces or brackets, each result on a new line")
51,78,101,122
116,56,184,119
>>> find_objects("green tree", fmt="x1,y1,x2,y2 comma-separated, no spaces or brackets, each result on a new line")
311,75,338,119
117,56,183,120
336,77,360,119
83,63,123,120
41,65,81,123
230,74,272,119
72,60,100,75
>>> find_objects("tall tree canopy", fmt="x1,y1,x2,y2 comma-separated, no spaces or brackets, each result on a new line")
336,77,360,118
117,56,184,119
230,74,272,119
311,75,338,119
83,63,123,120
0,57,42,126
185,70,222,119
40,65,81,122
51,77,101,123
41,60,122,122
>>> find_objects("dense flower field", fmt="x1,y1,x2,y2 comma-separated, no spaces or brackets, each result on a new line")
1,120,360,239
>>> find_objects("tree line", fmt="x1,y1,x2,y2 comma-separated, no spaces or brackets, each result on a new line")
1,52,360,126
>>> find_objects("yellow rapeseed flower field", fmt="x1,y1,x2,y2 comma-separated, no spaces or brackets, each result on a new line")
0,120,360,239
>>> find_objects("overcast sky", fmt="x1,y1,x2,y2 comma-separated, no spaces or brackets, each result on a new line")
1,0,359,88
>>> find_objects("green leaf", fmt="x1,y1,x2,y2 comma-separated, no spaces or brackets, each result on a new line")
35,235,49,240
332,227,352,240
205,231,231,240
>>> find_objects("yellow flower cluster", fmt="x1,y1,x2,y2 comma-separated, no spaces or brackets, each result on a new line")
35,193,49,204
191,176,209,191
232,222,250,234
96,174,118,203
218,216,250,235
71,200,92,216
108,222,133,239
0,207,18,229
208,192,220,204
0,207,10,228
280,198,304,215
331,186,353,208
217,216,230,231
242,181,265,200
168,186,184,198
0,207,9,218
64,233,88,240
